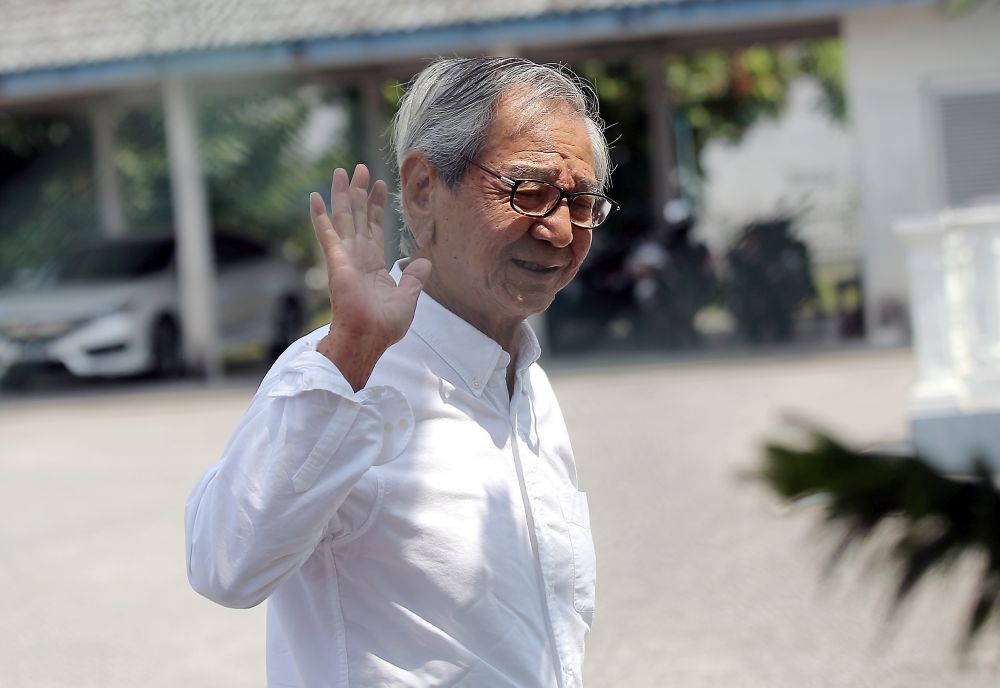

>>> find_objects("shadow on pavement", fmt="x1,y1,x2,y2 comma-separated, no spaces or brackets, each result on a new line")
0,359,273,406
0,336,908,408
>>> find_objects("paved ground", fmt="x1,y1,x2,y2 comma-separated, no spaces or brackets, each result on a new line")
2,347,998,687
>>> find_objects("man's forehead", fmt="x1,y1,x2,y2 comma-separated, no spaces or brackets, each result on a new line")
481,93,600,186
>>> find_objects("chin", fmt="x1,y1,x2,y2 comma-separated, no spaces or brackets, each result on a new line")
512,292,557,317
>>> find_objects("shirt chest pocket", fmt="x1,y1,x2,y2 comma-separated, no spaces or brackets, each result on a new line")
561,490,597,614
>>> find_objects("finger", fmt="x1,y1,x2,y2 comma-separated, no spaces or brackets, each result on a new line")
349,164,371,241
367,179,388,247
309,192,340,255
330,167,356,238
398,257,431,297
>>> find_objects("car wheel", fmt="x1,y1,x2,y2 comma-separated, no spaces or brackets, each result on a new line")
271,297,303,359
0,365,31,391
151,316,183,378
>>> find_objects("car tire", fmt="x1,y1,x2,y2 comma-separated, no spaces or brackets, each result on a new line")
151,316,183,378
271,297,303,360
0,365,31,391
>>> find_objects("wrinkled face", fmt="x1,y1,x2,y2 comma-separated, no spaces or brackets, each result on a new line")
423,95,597,337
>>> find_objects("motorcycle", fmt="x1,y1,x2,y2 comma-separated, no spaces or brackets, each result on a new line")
724,217,817,343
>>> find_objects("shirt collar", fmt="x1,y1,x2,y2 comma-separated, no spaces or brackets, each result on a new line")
390,259,541,397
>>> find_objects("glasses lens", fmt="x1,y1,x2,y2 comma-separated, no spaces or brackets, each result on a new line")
512,181,560,216
570,194,612,228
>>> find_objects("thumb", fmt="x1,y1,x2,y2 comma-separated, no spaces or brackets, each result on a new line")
398,258,431,297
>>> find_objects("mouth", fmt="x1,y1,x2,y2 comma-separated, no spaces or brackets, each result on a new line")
511,259,561,275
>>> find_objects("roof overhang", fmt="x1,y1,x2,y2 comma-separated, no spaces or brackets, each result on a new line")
0,0,934,108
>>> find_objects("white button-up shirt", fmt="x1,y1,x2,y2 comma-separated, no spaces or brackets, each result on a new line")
185,264,597,688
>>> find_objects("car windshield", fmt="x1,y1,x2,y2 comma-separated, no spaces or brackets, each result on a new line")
52,239,174,284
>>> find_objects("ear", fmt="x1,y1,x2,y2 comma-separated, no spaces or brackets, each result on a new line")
400,151,437,249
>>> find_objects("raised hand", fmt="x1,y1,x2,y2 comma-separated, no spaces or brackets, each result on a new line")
310,164,431,390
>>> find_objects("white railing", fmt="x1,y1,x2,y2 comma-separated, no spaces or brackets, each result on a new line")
895,204,1000,471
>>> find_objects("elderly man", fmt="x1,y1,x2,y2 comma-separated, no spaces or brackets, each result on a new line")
185,56,618,688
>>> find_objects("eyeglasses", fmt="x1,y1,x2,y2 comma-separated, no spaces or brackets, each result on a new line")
464,158,619,230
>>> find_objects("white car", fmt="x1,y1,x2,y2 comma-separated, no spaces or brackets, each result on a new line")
0,233,306,386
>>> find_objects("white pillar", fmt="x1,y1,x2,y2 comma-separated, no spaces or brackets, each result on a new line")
163,77,223,380
951,210,1000,401
896,204,1000,470
895,216,960,409
643,53,677,232
89,100,127,238
359,76,398,267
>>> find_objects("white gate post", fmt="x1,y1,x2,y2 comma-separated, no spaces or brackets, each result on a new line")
896,205,1000,470
90,99,127,238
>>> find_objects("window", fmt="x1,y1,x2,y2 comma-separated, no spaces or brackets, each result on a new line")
939,90,1000,207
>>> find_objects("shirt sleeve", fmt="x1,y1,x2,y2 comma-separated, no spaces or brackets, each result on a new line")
184,348,412,609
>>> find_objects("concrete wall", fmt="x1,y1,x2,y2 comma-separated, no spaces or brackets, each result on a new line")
841,3,1000,342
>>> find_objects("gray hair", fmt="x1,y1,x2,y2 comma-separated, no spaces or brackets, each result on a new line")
390,56,611,256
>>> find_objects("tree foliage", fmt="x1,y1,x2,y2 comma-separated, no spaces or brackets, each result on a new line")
939,0,1000,16
0,114,97,284
663,39,845,158
116,88,356,251
0,87,356,285
575,39,845,233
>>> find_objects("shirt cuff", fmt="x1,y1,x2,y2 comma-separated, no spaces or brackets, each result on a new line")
266,349,357,399
267,349,412,466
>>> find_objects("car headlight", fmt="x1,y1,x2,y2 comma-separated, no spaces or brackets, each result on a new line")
0,301,134,342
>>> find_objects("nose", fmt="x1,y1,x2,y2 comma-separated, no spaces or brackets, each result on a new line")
530,200,575,248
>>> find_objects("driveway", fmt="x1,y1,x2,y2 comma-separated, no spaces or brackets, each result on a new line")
1,347,996,687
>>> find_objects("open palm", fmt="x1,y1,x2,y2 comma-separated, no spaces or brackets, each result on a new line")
310,164,431,362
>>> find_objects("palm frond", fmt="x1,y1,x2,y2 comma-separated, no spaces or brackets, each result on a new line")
760,431,1000,646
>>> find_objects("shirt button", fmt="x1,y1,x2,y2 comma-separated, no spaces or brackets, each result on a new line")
472,379,482,390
